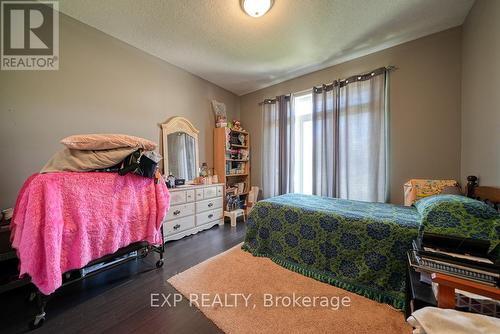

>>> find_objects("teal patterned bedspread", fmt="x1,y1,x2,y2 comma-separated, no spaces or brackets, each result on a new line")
415,195,500,255
242,193,421,309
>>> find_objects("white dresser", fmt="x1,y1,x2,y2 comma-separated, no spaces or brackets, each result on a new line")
163,183,225,242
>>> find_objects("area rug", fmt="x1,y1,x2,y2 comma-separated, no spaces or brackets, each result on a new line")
168,243,411,334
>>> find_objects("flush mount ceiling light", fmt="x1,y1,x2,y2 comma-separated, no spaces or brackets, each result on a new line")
241,0,274,18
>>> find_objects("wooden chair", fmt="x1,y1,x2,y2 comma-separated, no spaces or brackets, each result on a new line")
246,186,259,215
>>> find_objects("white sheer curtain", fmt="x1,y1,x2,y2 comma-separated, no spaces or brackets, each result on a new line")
337,73,387,202
312,86,337,197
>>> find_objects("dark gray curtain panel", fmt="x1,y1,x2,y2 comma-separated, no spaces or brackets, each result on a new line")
277,95,294,195
261,95,293,198
312,70,388,202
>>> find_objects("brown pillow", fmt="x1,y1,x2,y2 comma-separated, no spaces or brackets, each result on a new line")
41,147,138,173
440,186,463,196
61,134,156,151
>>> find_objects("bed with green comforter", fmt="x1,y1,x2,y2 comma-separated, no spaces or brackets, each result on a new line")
242,193,500,310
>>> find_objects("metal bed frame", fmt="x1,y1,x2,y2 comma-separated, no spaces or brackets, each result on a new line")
27,226,165,329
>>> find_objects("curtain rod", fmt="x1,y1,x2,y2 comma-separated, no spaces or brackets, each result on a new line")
259,95,291,105
259,65,397,105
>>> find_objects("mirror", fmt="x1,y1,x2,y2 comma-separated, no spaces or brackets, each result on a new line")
167,132,197,180
159,117,200,182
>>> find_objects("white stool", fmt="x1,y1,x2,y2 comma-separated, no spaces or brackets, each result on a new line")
224,209,245,227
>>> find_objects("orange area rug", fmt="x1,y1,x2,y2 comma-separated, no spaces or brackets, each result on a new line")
168,243,412,334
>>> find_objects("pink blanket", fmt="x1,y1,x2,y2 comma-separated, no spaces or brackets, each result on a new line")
11,172,170,295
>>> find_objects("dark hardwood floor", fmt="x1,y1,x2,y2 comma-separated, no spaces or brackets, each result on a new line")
0,223,247,334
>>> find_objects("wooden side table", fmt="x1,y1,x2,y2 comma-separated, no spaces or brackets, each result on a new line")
431,273,500,309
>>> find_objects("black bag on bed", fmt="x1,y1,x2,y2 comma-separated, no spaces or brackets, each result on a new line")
118,150,161,178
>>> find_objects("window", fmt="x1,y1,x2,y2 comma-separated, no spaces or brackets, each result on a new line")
292,92,313,195
292,86,381,198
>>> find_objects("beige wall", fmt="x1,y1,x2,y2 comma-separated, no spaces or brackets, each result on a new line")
0,14,239,208
240,28,463,204
461,0,500,187
5,9,493,208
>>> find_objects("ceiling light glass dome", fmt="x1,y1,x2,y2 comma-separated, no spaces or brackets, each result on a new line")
241,0,274,18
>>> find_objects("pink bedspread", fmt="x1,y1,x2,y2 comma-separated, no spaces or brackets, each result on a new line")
11,172,170,295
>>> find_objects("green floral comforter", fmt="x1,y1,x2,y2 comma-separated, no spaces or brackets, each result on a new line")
243,194,500,310
415,195,500,256
242,193,421,309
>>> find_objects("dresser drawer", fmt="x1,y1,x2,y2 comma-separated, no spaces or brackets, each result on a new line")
186,190,195,202
196,197,223,213
170,191,187,205
171,189,195,204
195,186,219,200
164,215,195,235
195,188,203,200
166,203,195,221
196,208,223,226
203,186,218,199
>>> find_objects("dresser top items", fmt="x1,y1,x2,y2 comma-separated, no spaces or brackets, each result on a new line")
168,183,225,192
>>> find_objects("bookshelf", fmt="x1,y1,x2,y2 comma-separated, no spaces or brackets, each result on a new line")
214,127,251,211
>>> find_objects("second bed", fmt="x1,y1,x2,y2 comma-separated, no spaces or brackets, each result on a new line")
243,193,422,309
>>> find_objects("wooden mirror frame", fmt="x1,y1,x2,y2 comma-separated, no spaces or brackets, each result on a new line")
159,116,200,181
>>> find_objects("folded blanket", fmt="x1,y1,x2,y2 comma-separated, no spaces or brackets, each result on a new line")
404,179,459,206
11,172,170,295
407,307,500,334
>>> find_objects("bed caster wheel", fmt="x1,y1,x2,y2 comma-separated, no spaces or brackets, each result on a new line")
139,248,149,259
29,313,46,330
156,259,164,268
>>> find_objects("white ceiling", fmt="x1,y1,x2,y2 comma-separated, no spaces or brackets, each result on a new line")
58,0,474,95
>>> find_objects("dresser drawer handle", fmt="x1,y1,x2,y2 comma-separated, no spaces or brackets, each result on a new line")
208,203,214,207
173,224,181,230
173,210,181,216
208,214,214,219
